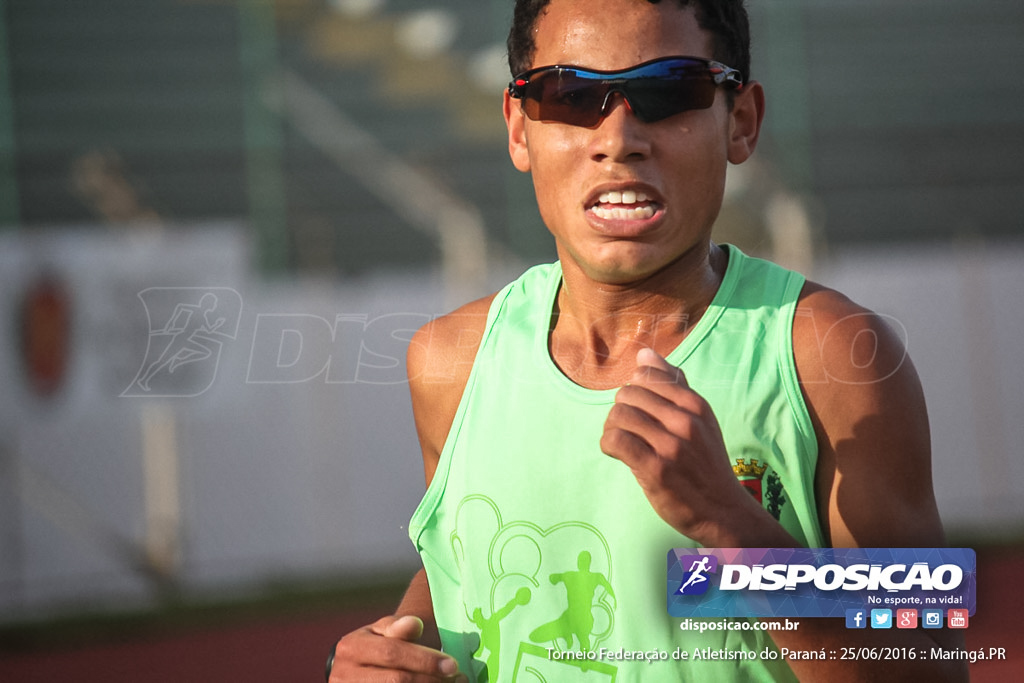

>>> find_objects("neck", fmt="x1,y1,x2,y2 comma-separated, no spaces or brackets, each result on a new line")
550,242,728,389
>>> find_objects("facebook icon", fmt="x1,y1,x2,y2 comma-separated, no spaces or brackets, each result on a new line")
846,609,867,629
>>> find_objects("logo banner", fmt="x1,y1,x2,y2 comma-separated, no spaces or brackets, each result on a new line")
667,548,976,618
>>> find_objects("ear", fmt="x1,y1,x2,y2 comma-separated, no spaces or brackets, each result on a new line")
503,90,532,173
726,80,765,165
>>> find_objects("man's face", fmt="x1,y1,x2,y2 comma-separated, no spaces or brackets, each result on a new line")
503,0,762,285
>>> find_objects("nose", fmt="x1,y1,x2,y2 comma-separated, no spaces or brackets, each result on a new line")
590,89,651,162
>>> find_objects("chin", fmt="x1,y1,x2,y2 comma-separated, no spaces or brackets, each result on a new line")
593,247,679,280
560,237,691,283
582,260,669,287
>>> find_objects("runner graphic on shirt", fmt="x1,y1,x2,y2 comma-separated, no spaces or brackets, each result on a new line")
528,551,616,651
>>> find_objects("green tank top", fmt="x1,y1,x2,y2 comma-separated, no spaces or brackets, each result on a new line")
409,246,825,682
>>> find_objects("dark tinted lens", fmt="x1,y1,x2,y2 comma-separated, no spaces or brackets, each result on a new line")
624,74,717,122
523,70,608,126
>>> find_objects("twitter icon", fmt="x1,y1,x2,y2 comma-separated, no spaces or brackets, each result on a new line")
870,609,893,629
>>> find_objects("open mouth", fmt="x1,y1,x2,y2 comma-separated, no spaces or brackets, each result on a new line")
590,190,657,221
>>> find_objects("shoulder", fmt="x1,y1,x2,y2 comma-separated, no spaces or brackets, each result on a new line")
792,280,912,390
407,262,557,390
792,279,924,439
407,293,497,484
407,293,497,389
786,278,917,397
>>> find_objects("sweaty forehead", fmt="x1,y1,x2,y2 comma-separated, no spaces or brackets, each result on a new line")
531,0,714,71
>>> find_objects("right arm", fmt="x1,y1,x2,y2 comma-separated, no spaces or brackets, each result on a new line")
328,295,494,682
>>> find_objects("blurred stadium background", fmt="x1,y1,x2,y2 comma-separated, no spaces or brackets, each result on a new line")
0,0,1021,680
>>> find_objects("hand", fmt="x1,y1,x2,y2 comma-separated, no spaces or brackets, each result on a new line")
329,615,466,682
600,348,767,546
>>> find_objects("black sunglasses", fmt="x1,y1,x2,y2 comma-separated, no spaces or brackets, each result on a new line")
508,56,744,128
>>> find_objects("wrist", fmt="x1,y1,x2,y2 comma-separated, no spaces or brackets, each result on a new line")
684,497,799,549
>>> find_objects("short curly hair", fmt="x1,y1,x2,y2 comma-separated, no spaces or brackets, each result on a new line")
507,0,751,82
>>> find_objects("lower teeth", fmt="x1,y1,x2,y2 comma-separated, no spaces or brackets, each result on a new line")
592,206,654,220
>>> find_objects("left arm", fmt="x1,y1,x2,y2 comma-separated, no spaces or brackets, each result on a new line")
770,282,966,681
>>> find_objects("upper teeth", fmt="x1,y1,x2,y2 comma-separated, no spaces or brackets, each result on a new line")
599,190,649,205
